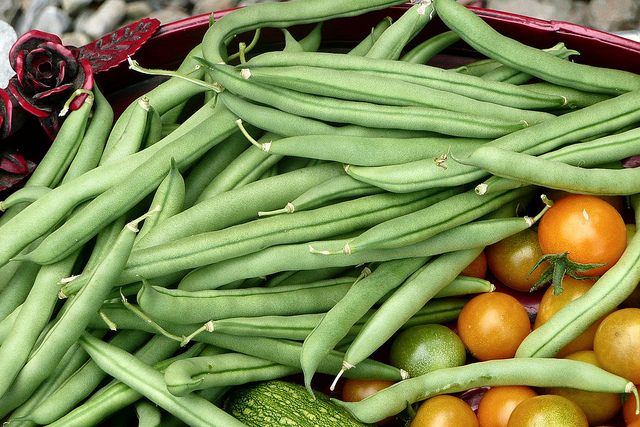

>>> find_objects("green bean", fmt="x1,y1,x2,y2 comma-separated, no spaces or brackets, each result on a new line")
452,56,503,76
516,194,640,357
364,1,435,60
296,22,324,52
400,30,460,64
78,332,239,427
15,102,239,266
0,212,148,415
121,188,458,283
135,399,163,427
201,0,408,64
0,255,40,321
0,305,19,345
264,266,355,287
209,63,530,138
11,329,150,424
258,175,384,217
45,341,205,427
339,248,483,380
163,325,407,384
182,130,251,208
456,146,640,196
137,277,359,324
0,96,228,268
479,42,579,84
301,257,428,393
26,90,94,188
242,51,568,110
207,296,470,341
0,186,50,211
135,160,185,246
142,103,163,149
26,334,177,425
433,0,640,94
164,352,301,396
61,85,114,184
524,82,613,110
216,88,428,139
344,87,640,193
247,132,489,168
195,133,282,203
240,65,554,125
134,161,345,249
334,358,638,424
347,16,392,56
0,249,79,400
179,206,539,291
101,96,151,165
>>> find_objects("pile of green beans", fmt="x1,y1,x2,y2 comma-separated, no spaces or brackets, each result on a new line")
0,0,639,425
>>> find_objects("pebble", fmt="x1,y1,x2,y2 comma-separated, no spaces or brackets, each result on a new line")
0,20,17,89
74,0,126,39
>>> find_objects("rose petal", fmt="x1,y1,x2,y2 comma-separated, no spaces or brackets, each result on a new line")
69,59,94,111
9,30,62,68
32,82,74,101
14,50,25,84
0,150,29,174
7,77,50,118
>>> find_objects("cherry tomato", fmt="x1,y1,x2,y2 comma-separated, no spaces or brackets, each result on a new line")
410,394,479,427
537,194,627,277
542,189,626,216
542,350,622,426
485,228,549,292
461,250,488,279
533,276,612,358
476,386,538,427
341,378,396,425
457,292,531,361
593,308,640,384
506,394,589,427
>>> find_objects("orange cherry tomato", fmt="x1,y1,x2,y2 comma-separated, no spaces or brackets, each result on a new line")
623,393,640,425
506,394,589,427
476,386,538,427
537,194,627,277
457,292,531,361
410,394,478,427
461,250,488,279
593,308,640,384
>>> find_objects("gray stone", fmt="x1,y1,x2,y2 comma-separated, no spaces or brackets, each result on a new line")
125,1,155,20
33,6,73,36
75,0,126,39
192,0,237,16
61,30,92,46
14,0,60,35
61,0,94,16
0,20,18,89
146,6,190,24
588,0,640,32
0,0,21,23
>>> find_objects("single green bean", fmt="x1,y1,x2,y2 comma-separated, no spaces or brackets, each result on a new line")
137,277,358,324
364,1,435,60
333,358,638,424
258,174,384,217
164,352,301,396
100,96,151,165
400,30,460,64
347,16,392,56
456,145,640,196
433,0,640,94
135,399,163,427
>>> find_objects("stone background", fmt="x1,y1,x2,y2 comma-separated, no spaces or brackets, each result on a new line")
0,0,639,86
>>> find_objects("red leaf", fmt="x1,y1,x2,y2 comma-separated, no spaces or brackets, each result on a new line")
77,18,161,74
0,150,29,174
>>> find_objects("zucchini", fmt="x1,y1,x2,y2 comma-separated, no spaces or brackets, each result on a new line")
223,380,372,426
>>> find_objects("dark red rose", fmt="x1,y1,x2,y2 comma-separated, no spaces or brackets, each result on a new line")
6,30,93,123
